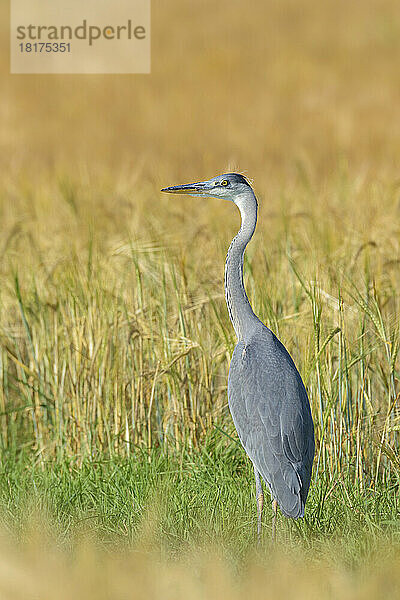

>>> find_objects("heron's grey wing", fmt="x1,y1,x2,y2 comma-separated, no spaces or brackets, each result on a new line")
228,329,315,519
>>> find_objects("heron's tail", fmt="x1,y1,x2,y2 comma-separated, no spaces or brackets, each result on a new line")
277,495,304,519
270,464,306,519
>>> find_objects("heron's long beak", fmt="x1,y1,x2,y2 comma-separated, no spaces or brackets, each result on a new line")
161,181,210,196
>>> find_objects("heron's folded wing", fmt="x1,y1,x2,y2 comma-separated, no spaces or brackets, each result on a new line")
228,336,314,518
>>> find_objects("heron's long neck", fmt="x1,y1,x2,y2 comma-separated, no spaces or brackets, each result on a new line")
224,193,260,341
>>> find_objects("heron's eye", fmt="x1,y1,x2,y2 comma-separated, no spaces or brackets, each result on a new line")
221,180,229,186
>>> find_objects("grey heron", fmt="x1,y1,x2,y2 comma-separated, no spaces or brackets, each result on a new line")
161,173,315,541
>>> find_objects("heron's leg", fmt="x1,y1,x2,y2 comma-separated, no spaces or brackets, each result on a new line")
272,499,278,543
253,465,264,543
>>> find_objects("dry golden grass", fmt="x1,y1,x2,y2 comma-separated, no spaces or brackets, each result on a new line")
0,526,400,600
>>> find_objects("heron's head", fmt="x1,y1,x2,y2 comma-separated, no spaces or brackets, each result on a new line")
161,173,253,202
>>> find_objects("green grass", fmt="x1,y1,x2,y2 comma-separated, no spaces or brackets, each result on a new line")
1,440,399,567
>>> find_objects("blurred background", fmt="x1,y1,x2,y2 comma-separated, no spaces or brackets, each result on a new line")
3,0,400,176
1,0,400,597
